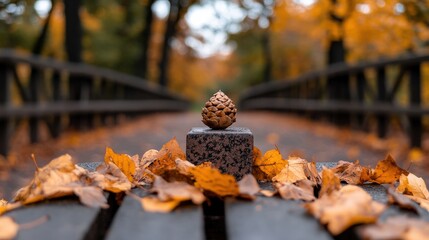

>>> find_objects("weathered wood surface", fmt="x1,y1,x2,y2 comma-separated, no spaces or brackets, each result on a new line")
3,162,429,240
106,188,205,240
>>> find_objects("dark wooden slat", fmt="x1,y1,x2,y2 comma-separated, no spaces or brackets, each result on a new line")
409,63,422,148
376,67,387,138
0,100,189,118
0,64,11,156
106,188,204,240
240,98,429,116
225,197,333,240
5,199,104,240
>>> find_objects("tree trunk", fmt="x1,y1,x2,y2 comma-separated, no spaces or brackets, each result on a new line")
32,0,55,54
262,29,272,83
158,0,182,87
136,0,155,79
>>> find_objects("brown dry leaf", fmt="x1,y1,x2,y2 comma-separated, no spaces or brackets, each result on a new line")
319,168,341,198
276,179,315,201
0,216,18,240
0,199,6,206
152,177,205,205
73,186,109,209
360,216,429,240
305,162,322,186
253,148,287,180
148,138,186,176
14,154,83,204
140,196,181,213
238,174,260,199
191,165,239,197
305,185,386,235
91,162,132,193
272,157,307,184
406,196,429,212
0,201,21,216
104,147,136,182
175,158,196,177
140,149,159,169
387,187,418,213
397,173,429,200
370,155,407,184
331,160,370,184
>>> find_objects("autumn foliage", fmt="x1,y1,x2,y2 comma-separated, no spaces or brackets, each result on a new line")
1,138,429,239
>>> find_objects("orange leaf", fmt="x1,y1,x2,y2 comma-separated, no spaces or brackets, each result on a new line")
370,155,407,184
331,160,369,185
319,168,341,198
253,148,287,180
104,147,136,182
152,177,205,204
252,147,267,180
148,138,186,176
191,165,239,197
140,196,181,213
92,162,132,193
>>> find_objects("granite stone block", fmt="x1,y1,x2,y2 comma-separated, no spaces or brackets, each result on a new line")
186,127,254,180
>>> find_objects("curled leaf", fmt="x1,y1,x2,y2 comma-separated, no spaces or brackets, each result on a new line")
191,165,239,197
140,196,181,213
104,147,136,182
370,155,407,184
147,138,186,176
152,177,205,205
273,157,307,184
238,174,260,199
319,168,341,198
276,179,315,202
253,148,287,180
331,160,370,184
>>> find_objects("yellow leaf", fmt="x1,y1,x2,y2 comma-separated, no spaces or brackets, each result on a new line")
370,155,407,184
104,147,136,182
305,185,385,235
252,147,267,180
397,173,429,200
191,165,239,197
319,168,341,197
148,138,186,176
253,148,287,180
272,157,307,183
140,196,181,213
0,216,18,240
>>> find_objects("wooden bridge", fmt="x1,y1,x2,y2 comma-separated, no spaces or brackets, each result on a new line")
240,53,429,148
1,48,429,158
0,49,189,157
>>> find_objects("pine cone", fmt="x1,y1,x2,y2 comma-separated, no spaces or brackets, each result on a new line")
202,90,237,130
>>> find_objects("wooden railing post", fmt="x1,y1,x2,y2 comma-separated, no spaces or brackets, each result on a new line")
51,71,61,138
0,64,11,156
29,68,41,143
356,71,366,129
376,67,387,138
409,63,422,148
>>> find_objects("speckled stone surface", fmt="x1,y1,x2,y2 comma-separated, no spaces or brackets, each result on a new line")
186,127,253,180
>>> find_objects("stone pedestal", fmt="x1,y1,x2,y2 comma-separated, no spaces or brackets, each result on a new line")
186,127,253,180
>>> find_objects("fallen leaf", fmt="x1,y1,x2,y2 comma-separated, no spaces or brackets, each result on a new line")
175,158,196,177
191,165,239,197
148,138,186,176
0,216,18,240
0,199,6,206
0,201,21,216
104,147,136,182
152,177,205,205
305,162,322,186
91,162,132,193
252,147,267,180
238,174,260,199
13,154,83,204
331,160,370,184
406,196,429,212
359,216,429,240
259,189,277,197
276,179,315,201
319,168,341,197
140,149,159,169
273,157,307,183
397,173,429,200
73,186,109,209
140,196,181,213
370,155,407,184
253,148,287,180
305,185,386,235
387,187,418,213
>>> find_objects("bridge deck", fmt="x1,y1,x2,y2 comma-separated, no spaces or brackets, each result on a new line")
0,112,427,199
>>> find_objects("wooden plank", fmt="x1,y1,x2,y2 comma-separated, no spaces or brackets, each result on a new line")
5,199,105,240
106,188,204,240
225,197,333,240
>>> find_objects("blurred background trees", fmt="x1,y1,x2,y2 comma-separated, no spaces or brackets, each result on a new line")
0,0,428,102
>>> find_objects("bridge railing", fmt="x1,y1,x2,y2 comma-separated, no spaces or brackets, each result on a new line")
239,53,429,148
0,49,190,156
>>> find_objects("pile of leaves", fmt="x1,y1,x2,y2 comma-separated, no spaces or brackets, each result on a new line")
1,138,429,239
